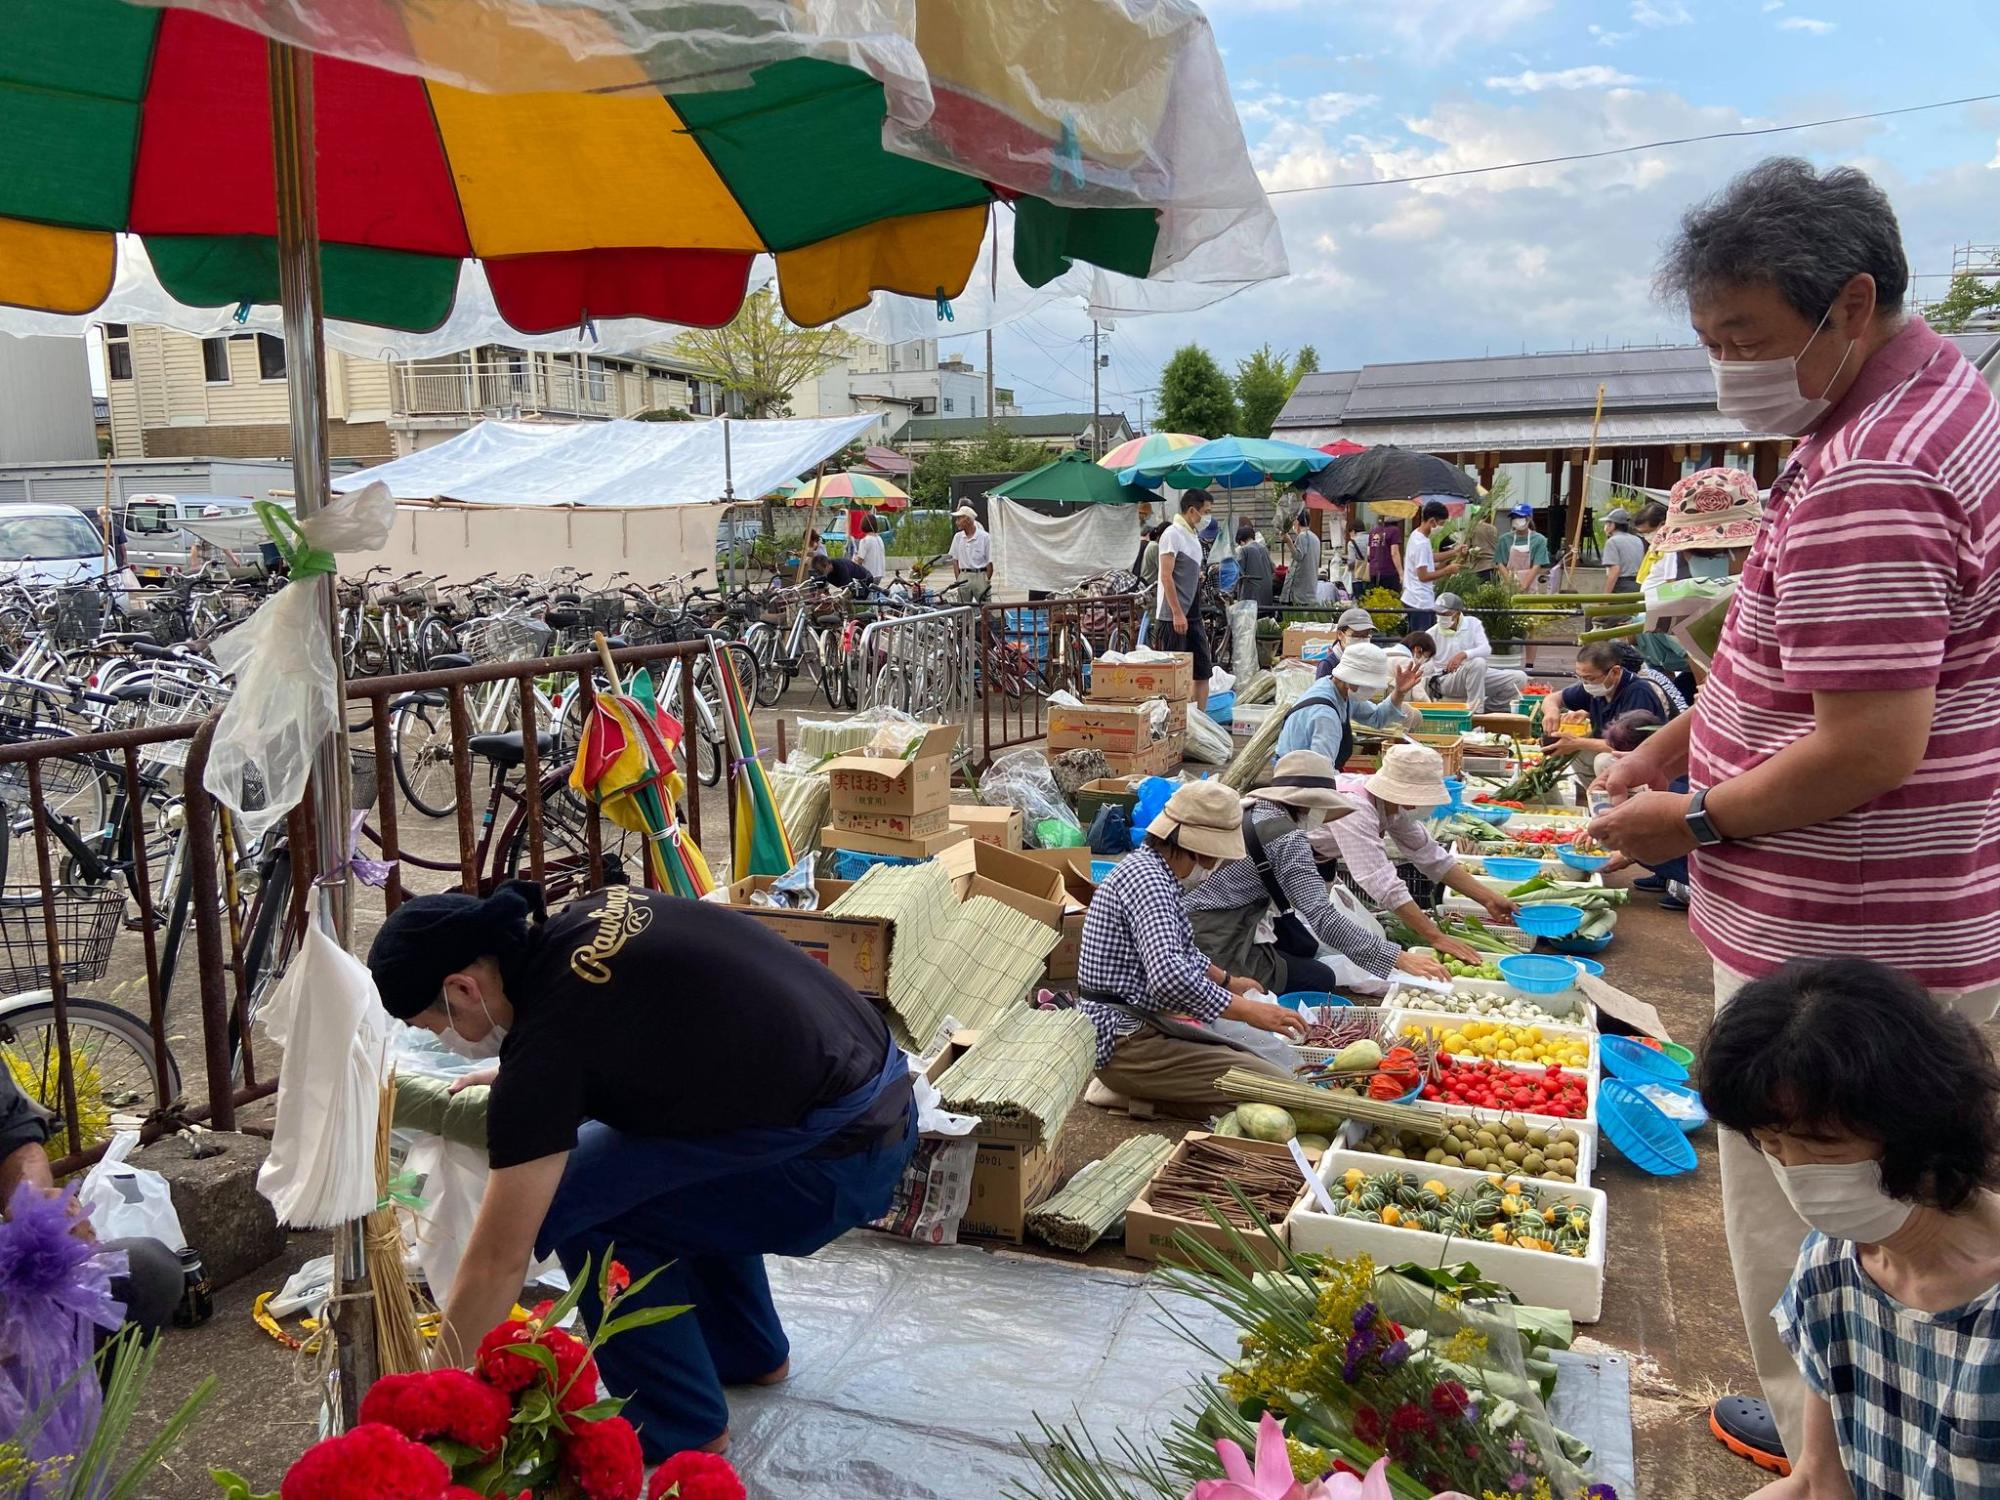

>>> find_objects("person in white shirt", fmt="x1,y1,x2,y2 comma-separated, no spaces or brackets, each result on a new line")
1399,500,1456,631
1425,592,1528,710
853,514,886,580
1600,509,1647,592
1155,491,1215,709
947,504,992,601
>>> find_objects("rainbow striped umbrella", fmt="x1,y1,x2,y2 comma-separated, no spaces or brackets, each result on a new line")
790,472,911,510
569,652,714,899
1096,432,1203,473
710,644,795,880
0,0,1200,335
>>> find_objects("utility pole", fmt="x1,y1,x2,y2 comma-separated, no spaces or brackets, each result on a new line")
1090,320,1101,457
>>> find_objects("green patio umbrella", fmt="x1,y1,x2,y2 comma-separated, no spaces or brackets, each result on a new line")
990,450,1145,505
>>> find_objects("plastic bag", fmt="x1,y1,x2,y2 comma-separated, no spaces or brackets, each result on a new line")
1087,804,1131,854
77,1130,186,1247
755,853,821,909
1036,817,1086,848
1182,706,1233,765
205,482,397,840
1228,600,1258,679
978,748,1080,844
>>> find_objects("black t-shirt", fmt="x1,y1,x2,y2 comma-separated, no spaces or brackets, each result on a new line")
485,888,906,1169
821,557,873,589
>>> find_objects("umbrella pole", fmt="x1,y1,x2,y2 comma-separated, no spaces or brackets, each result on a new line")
270,37,373,1427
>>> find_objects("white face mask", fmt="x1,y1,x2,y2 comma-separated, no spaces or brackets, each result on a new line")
1768,1157,1913,1243
1581,679,1614,700
1178,861,1212,891
1512,518,1530,532
1709,303,1857,437
438,992,507,1061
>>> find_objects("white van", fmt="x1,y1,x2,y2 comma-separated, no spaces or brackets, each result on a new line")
120,494,261,578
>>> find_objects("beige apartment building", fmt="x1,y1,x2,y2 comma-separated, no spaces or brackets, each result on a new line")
100,324,732,463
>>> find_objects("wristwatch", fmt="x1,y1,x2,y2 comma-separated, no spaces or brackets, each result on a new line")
1684,786,1725,847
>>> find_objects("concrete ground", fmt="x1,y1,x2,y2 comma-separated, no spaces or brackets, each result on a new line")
118,699,1766,1499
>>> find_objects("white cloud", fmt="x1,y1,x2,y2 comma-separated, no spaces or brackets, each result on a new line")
1778,15,1836,31
1485,65,1641,93
1307,92,1379,124
1990,138,2000,170
1236,90,1379,129
1630,0,1692,25
1762,0,1783,9
1588,24,1633,46
1234,0,1555,58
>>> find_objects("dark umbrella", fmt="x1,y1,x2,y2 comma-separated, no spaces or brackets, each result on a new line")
1306,445,1479,504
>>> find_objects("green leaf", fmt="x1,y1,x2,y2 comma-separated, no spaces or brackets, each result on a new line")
599,1303,695,1341
570,1397,629,1421
498,1339,560,1382
430,1437,488,1468
515,1387,554,1425
540,1257,591,1334
209,1470,280,1500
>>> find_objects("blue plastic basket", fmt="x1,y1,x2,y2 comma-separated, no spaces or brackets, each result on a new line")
1635,1080,1710,1134
1277,991,1351,1012
1565,956,1606,977
1601,1034,1692,1085
1497,953,1582,995
830,848,922,882
1514,903,1585,938
1558,847,1611,873
1206,690,1235,725
1599,1078,1699,1175
1481,856,1543,882
1466,804,1515,827
1443,777,1466,811
1547,931,1615,956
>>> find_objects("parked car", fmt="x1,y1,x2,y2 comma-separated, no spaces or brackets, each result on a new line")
0,504,120,587
119,493,264,577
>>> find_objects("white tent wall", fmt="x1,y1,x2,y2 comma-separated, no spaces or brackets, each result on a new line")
990,496,1140,595
345,503,725,586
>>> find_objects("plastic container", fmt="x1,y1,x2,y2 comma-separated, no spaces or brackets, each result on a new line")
1635,1080,1709,1133
1598,1078,1699,1176
1466,805,1516,827
1601,1034,1692,1085
1655,1039,1696,1069
1481,856,1544,883
1558,847,1612,874
1498,953,1583,995
1205,690,1235,725
1277,990,1350,1012
1566,956,1605,978
1090,858,1119,884
1337,1106,1598,1189
1547,931,1615,956
1514,904,1586,938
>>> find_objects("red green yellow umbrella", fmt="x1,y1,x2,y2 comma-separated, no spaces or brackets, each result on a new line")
1096,432,1203,471
0,0,1176,334
789,472,911,510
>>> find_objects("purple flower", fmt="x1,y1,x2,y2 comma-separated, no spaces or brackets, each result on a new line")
1507,1436,1529,1457
1510,1474,1530,1492
1342,1331,1372,1383
1585,1487,1620,1500
0,1183,128,1464
1377,1338,1411,1369
1353,1301,1378,1333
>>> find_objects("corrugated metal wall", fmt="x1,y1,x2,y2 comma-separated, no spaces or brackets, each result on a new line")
0,337,97,463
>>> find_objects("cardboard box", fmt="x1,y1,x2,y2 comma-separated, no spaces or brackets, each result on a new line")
938,839,1066,929
819,824,968,859
919,1032,1064,1242
1072,777,1139,824
1043,910,1086,983
824,724,959,818
1089,653,1193,703
947,803,1023,851
1101,735,1180,777
724,876,890,1001
1048,700,1170,756
831,804,952,840
1125,1133,1313,1274
1020,847,1098,984
1283,623,1344,662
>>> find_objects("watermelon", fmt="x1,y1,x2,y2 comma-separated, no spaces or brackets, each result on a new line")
1235,1104,1297,1143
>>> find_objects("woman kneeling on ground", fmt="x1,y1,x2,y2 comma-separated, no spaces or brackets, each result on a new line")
1075,780,1306,1116
1700,957,2000,1500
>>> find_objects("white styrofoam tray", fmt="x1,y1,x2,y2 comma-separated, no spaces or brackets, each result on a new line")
1336,1110,1597,1190
1411,1049,1598,1131
1288,1149,1607,1321
1384,971,1586,1022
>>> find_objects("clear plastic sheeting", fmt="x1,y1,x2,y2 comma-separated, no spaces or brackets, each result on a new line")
978,748,1081,843
139,0,1281,284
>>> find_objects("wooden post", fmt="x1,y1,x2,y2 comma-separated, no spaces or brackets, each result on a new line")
1562,383,1606,570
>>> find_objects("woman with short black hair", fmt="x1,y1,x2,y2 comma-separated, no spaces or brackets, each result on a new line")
1699,957,2000,1499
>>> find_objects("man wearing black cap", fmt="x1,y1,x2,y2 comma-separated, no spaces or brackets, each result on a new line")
367,880,916,1463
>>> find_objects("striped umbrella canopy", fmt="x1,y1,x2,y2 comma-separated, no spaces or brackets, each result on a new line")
710,644,795,881
1096,432,1203,472
569,651,714,899
1119,434,1334,491
0,0,1225,335
790,472,911,510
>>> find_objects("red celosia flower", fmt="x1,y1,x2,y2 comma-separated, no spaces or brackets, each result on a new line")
1388,1402,1433,1437
475,1319,544,1394
359,1370,512,1457
474,1315,599,1411
543,1325,603,1413
1429,1380,1472,1421
645,1450,746,1500
563,1416,645,1500
1352,1406,1385,1448
606,1260,632,1297
279,1422,451,1500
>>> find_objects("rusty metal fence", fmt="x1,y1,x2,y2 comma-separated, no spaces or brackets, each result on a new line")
976,593,1147,766
1,638,746,1177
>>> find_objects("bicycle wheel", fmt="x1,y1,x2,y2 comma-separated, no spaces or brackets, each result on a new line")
390,696,459,818
231,849,293,1078
354,614,392,677
415,615,458,669
0,994,184,1145
500,769,635,902
742,623,785,708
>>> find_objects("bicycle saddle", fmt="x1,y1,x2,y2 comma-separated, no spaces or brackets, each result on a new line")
466,731,556,769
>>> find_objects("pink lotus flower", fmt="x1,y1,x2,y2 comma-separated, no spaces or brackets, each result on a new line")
1185,1412,1478,1500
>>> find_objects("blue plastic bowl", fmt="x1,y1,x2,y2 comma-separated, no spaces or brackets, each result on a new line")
1277,991,1350,1012
1467,804,1515,827
1514,903,1585,938
1481,856,1543,882
1601,1034,1692,1085
1498,953,1582,996
1547,932,1615,956
1564,956,1606,977
1090,858,1118,883
1559,846,1611,873
1599,1078,1699,1175
1443,777,1466,810
1635,1080,1710,1134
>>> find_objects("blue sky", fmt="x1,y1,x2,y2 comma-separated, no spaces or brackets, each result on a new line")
951,0,2000,422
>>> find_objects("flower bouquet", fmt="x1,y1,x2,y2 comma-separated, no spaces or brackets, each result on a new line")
213,1253,746,1500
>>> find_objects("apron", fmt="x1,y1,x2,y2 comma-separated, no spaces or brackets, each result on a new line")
1283,689,1355,770
534,1037,906,1259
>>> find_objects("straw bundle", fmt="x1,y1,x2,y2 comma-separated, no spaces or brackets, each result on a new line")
1220,669,1313,791
1216,1069,1447,1136
367,1076,434,1375
769,762,829,855
1026,1134,1176,1252
933,1005,1095,1144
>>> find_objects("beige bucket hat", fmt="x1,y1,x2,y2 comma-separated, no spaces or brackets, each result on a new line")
1147,780,1249,860
1248,750,1354,815
1364,743,1451,810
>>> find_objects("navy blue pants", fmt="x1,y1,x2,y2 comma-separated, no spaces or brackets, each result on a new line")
1639,776,1692,887
543,1108,916,1461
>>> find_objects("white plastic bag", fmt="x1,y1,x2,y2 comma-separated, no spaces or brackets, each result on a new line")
1182,706,1233,765
205,482,396,840
1228,599,1258,678
77,1131,186,1248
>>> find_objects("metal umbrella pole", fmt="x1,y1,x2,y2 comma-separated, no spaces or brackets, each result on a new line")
268,38,373,1426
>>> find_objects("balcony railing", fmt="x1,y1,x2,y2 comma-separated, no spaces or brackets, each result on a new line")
389,360,702,421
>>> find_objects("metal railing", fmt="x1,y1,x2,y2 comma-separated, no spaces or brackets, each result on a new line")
389,360,696,423
977,593,1147,765
855,605,976,753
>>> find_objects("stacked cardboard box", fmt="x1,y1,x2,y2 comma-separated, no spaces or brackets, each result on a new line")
1048,651,1192,775
820,724,969,858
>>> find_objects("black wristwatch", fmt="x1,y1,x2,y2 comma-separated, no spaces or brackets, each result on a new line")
1685,786,1725,847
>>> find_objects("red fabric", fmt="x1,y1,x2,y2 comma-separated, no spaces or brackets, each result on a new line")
485,248,754,333
1319,440,1366,455
130,13,470,254
847,508,866,539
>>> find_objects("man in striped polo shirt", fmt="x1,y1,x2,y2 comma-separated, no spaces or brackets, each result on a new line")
1592,158,2000,1475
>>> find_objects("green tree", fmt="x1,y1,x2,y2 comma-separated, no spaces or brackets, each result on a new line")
907,428,1049,506
1293,344,1319,379
1927,271,2000,332
1233,343,1294,438
1159,344,1238,438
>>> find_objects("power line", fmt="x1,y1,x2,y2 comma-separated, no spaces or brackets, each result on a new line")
1267,90,2000,196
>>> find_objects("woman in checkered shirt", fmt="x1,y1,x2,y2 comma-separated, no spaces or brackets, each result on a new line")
1701,958,2000,1499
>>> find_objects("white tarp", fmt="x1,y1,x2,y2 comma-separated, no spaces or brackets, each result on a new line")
330,413,876,508
990,496,1140,595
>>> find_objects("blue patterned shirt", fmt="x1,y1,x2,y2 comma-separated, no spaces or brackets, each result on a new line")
1075,846,1232,1067
1775,1230,2000,1499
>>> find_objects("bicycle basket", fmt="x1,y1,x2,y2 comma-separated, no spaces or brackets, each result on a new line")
467,611,550,664
584,592,626,632
138,672,229,768
0,885,125,988
52,590,104,646
0,737,104,809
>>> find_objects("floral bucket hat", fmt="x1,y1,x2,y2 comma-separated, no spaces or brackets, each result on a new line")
1653,467,1763,554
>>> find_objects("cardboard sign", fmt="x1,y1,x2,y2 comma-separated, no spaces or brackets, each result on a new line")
1577,973,1671,1041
